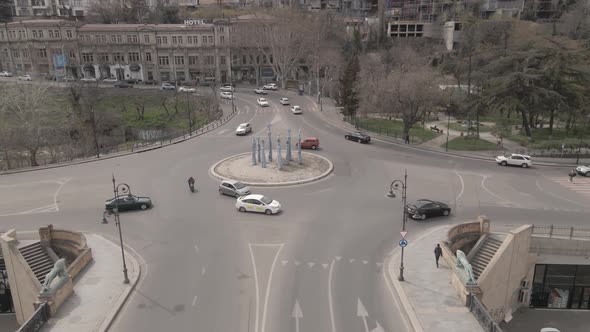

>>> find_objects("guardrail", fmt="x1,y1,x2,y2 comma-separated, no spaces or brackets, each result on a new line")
532,225,590,239
15,302,49,332
468,293,503,332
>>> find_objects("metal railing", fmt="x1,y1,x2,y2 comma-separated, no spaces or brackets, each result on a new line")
532,225,590,239
468,293,503,332
16,302,49,332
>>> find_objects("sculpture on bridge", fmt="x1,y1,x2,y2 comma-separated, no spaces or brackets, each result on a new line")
277,135,283,170
257,137,262,163
286,128,292,163
251,137,257,166
297,129,302,165
267,124,272,162
41,258,68,294
261,139,267,168
456,250,476,284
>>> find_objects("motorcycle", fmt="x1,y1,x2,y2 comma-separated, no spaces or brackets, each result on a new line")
189,182,195,193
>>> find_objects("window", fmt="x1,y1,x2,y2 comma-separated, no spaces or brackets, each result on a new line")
218,26,224,32
205,55,214,65
208,36,213,44
22,49,30,58
145,52,152,62
54,30,60,38
18,30,26,39
177,36,183,44
242,55,247,64
101,35,107,43
132,35,138,43
2,49,8,58
127,35,132,43
219,35,225,44
98,53,109,62
82,52,93,62
49,30,54,38
38,30,44,38
111,35,116,43
32,30,38,38
66,30,73,39
116,35,122,43
162,36,167,44
187,36,192,44
144,35,150,43
128,52,140,62
113,53,124,62
156,36,162,44
38,48,47,58
69,50,76,58
11,49,19,58
95,35,100,42
202,36,207,45
220,56,226,65
233,55,238,65
172,36,177,44
188,56,199,65
158,56,169,66
9,30,16,39
0,31,4,39
174,55,184,65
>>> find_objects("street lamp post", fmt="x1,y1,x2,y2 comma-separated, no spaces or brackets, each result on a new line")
386,170,408,282
101,175,131,284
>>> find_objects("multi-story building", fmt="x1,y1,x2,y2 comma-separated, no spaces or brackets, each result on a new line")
0,19,247,84
12,0,92,17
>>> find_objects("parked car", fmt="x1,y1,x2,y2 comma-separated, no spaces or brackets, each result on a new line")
257,98,269,107
405,199,451,220
220,91,234,99
17,75,32,81
102,77,118,83
144,80,159,85
291,106,302,114
236,123,252,136
220,85,234,92
161,82,176,90
495,153,532,168
279,98,290,105
254,87,267,95
105,194,152,212
178,86,196,92
576,165,590,177
345,132,371,143
126,78,142,84
296,137,319,150
263,83,278,90
0,71,13,77
219,179,251,198
236,194,281,215
114,81,133,88
62,75,76,81
80,77,97,82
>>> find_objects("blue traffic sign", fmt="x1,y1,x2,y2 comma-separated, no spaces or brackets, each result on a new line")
399,239,408,247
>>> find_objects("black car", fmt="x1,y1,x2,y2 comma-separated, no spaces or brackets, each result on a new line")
105,195,152,212
405,199,451,220
114,81,133,88
345,132,371,143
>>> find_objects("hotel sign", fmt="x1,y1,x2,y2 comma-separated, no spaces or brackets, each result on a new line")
183,19,212,26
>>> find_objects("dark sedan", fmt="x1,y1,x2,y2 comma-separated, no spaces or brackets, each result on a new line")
114,81,133,88
405,199,451,220
345,132,371,143
105,195,152,212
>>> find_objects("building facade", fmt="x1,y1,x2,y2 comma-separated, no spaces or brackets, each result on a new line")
0,19,250,84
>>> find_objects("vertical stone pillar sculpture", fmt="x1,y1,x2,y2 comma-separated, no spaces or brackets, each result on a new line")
257,137,261,163
251,137,257,166
267,123,273,162
286,128,292,162
277,135,283,170
261,139,267,168
298,128,302,165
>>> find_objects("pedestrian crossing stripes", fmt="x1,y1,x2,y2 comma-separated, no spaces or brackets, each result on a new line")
278,259,384,270
546,176,590,199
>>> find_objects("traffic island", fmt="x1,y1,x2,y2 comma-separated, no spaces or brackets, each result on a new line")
210,152,333,187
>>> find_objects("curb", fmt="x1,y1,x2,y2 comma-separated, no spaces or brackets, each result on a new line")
209,151,334,187
92,233,143,332
0,108,239,176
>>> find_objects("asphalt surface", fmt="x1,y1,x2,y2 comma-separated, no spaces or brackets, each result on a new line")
1,87,589,332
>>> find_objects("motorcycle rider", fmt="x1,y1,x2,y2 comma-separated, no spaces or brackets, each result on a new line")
188,176,196,189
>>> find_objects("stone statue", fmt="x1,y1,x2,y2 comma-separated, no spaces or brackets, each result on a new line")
261,139,266,168
286,128,292,162
257,137,261,163
456,250,476,284
277,135,283,170
251,137,257,166
41,258,68,293
267,124,272,162
297,128,302,165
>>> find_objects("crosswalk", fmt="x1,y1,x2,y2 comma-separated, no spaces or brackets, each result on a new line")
278,257,384,271
546,175,590,199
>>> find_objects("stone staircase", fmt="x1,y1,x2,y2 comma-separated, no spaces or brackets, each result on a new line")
471,237,504,280
19,242,54,285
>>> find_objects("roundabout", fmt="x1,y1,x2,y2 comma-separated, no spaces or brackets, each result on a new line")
210,151,333,186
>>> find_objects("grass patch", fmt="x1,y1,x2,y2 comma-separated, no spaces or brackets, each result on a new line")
507,128,590,149
356,118,439,142
444,136,499,151
448,122,492,133
455,114,522,125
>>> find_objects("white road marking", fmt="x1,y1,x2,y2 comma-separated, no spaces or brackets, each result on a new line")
52,177,71,212
218,129,228,135
322,263,329,269
248,243,284,332
454,171,464,203
362,260,368,265
194,245,199,254
335,256,342,262
307,262,315,268
535,179,586,207
281,260,288,266
201,267,206,276
192,295,198,307
349,258,356,263
376,262,383,268
480,175,516,207
328,259,337,332
294,260,300,266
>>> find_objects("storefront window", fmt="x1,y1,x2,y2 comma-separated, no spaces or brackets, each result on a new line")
532,264,590,309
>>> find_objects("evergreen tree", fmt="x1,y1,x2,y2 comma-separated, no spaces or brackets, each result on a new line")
338,54,360,123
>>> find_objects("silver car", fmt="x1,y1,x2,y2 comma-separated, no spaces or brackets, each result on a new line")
576,165,590,177
219,180,251,197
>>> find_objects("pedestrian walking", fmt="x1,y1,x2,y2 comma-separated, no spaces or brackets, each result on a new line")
568,169,577,183
434,244,443,268
404,134,410,144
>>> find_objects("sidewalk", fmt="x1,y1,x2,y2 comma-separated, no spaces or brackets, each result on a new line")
388,225,483,332
41,234,140,332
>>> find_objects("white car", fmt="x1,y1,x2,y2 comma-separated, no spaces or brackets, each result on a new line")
236,123,252,136
17,75,32,81
263,83,278,90
576,165,590,177
220,91,234,99
0,71,13,77
161,83,176,90
254,88,267,95
495,153,532,168
220,85,234,92
102,77,118,83
257,98,269,107
291,105,302,114
178,86,196,92
80,77,97,82
236,194,281,215
279,98,290,105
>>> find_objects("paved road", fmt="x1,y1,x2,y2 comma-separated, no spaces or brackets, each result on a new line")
1,87,589,332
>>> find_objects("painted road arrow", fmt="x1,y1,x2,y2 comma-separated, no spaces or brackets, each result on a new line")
371,321,385,332
292,299,303,332
357,298,369,332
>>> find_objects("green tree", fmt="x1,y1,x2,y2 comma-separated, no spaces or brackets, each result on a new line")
338,54,360,122
491,118,512,147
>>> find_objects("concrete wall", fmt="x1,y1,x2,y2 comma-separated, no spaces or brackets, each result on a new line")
478,225,535,322
0,230,42,325
531,236,590,256
39,225,93,280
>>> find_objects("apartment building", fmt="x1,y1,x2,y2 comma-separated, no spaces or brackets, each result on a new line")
12,0,93,17
0,19,243,84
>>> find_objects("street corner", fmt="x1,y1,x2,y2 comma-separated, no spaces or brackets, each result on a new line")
0,177,71,217
209,151,333,187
